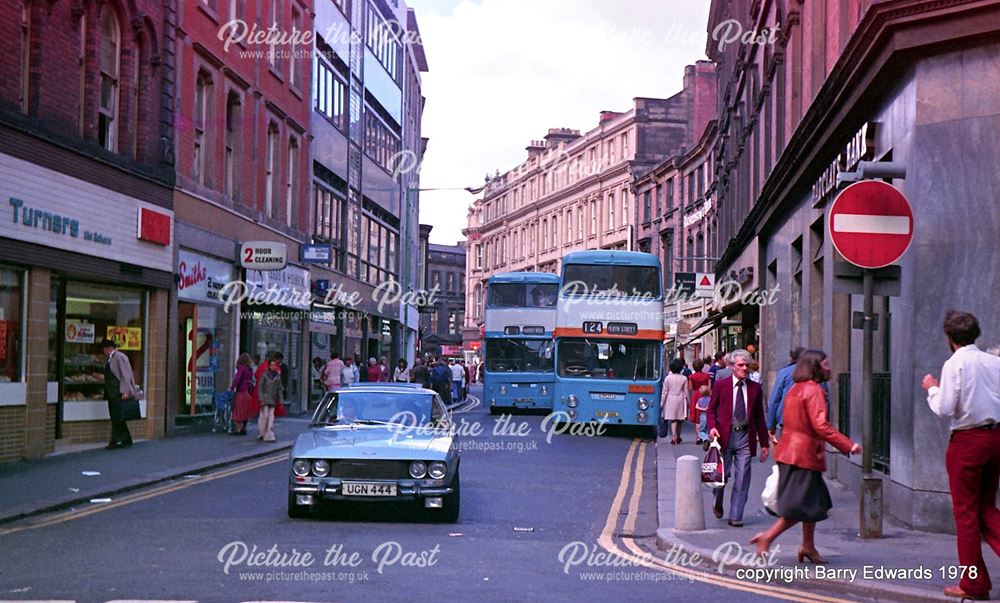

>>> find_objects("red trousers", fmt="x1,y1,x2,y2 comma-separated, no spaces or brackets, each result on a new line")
946,427,1000,596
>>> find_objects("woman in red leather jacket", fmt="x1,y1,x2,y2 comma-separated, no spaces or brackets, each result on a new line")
751,349,860,563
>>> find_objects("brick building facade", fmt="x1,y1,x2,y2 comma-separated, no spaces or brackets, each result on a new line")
0,0,175,459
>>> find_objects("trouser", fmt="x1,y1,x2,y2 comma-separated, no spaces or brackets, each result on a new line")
107,396,132,445
698,413,709,441
258,406,276,442
945,427,1000,596
452,381,462,402
714,429,752,522
435,382,452,405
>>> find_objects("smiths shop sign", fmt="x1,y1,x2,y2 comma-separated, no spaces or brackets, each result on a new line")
240,241,287,270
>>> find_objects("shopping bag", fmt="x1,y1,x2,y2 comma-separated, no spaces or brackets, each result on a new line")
701,438,726,487
762,464,780,516
112,397,142,422
275,400,287,417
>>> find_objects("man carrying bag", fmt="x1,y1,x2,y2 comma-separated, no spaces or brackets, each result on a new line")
102,338,141,449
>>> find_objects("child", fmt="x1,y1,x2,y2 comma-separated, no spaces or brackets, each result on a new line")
696,385,711,450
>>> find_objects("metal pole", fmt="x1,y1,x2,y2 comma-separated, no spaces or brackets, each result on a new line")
860,268,883,538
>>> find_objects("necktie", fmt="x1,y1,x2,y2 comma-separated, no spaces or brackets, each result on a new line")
734,381,746,423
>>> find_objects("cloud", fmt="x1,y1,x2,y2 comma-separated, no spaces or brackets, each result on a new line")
407,0,710,244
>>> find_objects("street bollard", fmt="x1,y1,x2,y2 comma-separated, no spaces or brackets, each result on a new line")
675,455,706,531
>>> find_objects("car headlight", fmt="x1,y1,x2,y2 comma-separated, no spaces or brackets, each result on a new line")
293,459,311,477
427,461,447,480
409,460,428,478
637,411,648,424
566,395,578,408
311,459,330,477
499,385,508,395
540,385,548,395
638,397,650,410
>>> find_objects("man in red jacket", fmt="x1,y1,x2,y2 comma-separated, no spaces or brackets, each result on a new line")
708,348,769,527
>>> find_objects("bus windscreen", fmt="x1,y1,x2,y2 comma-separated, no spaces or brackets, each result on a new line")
488,283,559,307
485,338,554,372
561,265,660,298
556,338,660,381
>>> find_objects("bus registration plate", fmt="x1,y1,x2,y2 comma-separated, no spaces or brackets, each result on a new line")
342,482,397,497
595,410,620,418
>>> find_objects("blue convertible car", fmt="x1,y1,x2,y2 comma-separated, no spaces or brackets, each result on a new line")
287,385,461,522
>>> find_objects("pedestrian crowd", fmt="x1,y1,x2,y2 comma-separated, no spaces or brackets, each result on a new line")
661,310,1000,601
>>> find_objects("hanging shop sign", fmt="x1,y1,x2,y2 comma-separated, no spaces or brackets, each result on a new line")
240,241,288,271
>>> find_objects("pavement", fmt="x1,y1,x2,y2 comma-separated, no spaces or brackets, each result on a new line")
654,424,1000,602
0,415,312,524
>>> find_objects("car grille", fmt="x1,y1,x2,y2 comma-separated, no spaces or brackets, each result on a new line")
327,460,411,479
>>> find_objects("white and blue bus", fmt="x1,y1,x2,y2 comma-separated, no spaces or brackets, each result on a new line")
553,251,664,437
483,272,559,415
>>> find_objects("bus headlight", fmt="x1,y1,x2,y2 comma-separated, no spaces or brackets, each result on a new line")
499,385,508,395
409,461,428,479
636,411,648,424
427,461,447,480
637,397,650,410
567,408,577,420
293,459,311,477
311,460,331,477
540,385,548,395
566,395,579,408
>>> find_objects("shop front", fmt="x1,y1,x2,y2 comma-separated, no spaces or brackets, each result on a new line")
241,266,311,413
176,250,236,420
0,151,173,458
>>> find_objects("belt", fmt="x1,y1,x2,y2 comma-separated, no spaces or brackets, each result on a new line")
731,424,748,433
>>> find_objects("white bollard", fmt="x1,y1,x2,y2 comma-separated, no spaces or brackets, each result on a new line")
674,454,706,531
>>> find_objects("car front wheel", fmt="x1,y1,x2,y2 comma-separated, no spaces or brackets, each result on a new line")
439,470,460,523
287,492,309,519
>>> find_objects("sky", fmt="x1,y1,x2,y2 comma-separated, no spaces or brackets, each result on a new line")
405,0,712,245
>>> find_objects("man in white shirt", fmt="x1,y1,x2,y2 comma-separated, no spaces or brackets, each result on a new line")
450,360,465,403
922,310,1000,601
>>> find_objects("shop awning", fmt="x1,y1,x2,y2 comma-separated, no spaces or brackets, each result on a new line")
679,300,743,346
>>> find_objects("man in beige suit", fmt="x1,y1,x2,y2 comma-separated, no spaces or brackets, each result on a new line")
102,338,140,449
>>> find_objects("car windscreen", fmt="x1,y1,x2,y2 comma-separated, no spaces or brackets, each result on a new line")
561,265,660,298
485,338,554,373
312,392,438,426
556,338,660,380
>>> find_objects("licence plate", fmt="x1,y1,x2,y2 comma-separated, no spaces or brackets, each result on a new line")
342,481,397,497
595,410,620,418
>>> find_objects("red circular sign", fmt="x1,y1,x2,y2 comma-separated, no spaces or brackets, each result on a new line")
828,181,914,269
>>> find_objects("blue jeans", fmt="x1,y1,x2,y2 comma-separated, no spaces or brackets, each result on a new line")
698,413,709,441
452,381,462,402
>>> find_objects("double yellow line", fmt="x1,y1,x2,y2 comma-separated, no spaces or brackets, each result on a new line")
0,453,288,537
597,440,854,603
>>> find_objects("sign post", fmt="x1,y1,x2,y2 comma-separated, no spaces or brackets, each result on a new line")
829,178,914,539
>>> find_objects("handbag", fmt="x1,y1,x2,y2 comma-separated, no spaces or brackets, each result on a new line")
275,400,287,417
762,465,780,516
701,438,726,487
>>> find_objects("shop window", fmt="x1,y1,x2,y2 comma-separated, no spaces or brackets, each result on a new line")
62,282,145,404
0,268,24,383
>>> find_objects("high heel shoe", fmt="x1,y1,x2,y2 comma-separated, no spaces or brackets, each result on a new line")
750,533,769,557
797,547,827,564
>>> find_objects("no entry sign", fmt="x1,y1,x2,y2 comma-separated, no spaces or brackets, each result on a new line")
829,181,914,269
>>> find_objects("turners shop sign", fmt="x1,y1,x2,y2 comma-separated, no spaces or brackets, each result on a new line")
9,197,112,245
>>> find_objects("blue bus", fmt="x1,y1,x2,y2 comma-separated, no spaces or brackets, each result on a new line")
483,272,559,415
553,251,664,437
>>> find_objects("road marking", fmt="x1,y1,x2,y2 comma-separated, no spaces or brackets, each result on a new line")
0,454,288,537
597,440,855,603
832,214,910,235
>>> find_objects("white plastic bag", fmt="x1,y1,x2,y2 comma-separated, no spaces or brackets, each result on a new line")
762,464,779,516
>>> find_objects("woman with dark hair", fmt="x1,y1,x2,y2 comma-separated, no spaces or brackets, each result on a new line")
688,358,711,443
750,349,860,562
229,353,255,436
661,358,690,444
